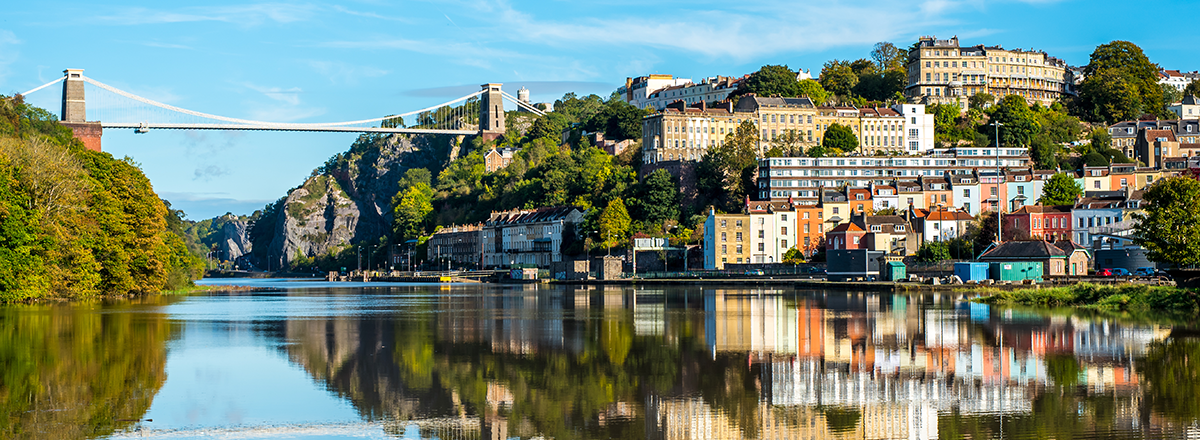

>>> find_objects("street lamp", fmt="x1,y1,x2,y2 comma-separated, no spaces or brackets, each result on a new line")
369,244,377,272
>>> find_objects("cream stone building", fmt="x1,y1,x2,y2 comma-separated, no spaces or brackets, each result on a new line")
905,36,1071,109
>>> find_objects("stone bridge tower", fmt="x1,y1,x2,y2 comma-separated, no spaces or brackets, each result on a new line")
60,69,102,152
479,83,505,141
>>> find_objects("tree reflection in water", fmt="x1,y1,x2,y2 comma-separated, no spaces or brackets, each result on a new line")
0,298,172,439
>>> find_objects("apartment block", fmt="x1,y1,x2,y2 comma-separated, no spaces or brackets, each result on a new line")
905,36,1072,108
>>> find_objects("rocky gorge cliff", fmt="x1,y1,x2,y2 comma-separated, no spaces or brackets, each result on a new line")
255,133,460,270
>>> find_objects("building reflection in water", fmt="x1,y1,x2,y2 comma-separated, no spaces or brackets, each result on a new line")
278,284,1185,439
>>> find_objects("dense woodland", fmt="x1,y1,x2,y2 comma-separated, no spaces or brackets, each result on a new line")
0,96,202,301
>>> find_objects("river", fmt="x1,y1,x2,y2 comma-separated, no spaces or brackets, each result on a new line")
1,279,1197,439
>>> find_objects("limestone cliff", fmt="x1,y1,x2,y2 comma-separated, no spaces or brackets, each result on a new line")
260,133,459,269
217,214,252,261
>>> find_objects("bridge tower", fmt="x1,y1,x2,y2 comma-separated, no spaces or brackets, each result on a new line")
60,69,102,152
479,83,505,141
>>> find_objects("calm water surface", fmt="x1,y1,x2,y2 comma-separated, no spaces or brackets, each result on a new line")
3,279,1199,439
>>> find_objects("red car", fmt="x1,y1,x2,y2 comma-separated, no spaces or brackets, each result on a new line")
1096,268,1113,277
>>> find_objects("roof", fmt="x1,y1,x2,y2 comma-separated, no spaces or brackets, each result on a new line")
1011,205,1072,215
925,209,974,221
487,206,583,225
829,222,864,233
980,240,1068,260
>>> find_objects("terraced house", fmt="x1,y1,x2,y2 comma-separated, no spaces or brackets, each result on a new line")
905,35,1072,108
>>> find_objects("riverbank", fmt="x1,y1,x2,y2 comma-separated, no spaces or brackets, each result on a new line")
972,283,1200,313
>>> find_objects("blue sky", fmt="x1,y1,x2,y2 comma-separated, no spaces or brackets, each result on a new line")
1,0,1195,220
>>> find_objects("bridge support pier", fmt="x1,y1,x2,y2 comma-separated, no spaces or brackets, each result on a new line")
479,83,505,142
60,68,102,152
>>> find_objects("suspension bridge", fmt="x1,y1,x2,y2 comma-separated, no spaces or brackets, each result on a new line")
19,69,546,151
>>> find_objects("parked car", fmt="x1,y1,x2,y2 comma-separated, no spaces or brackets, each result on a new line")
745,269,765,276
1096,268,1114,277
1134,267,1156,277
807,266,827,274
1110,268,1131,277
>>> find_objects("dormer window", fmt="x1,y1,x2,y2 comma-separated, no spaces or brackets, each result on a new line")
856,194,864,200
871,225,882,232
896,225,906,232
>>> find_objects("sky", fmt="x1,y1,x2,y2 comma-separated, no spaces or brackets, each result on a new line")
0,0,1195,220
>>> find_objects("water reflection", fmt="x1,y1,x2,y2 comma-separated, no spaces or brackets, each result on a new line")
0,298,174,439
269,285,1193,439
3,283,1199,439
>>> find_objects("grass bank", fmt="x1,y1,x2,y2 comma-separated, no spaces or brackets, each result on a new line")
973,283,1200,313
160,284,267,296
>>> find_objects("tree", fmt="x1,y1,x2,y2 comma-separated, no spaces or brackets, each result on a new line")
597,197,632,249
393,182,433,240
733,65,804,98
1132,177,1200,267
969,92,995,110
770,129,805,156
1185,80,1200,99
1030,135,1058,170
630,169,680,226
1162,83,1184,107
870,42,905,73
991,95,1041,147
1078,41,1167,122
697,120,758,212
1039,173,1083,205
821,123,858,154
1082,150,1110,167
1038,110,1083,144
782,248,805,265
1090,128,1113,153
915,241,951,262
819,60,859,98
797,80,828,105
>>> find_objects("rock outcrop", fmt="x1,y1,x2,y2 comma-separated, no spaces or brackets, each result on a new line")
217,214,252,261
262,133,458,269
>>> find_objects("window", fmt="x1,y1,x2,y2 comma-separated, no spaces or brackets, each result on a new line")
871,225,882,232
758,230,765,239
736,245,743,254
853,236,860,244
721,232,727,242
721,245,727,254
802,212,810,219
833,207,840,214
781,227,788,235
804,224,810,233
1018,186,1025,195
721,219,727,227
781,240,788,248
781,214,788,221
736,232,743,241
736,220,743,227
1093,180,1100,189
964,189,971,197
758,243,764,252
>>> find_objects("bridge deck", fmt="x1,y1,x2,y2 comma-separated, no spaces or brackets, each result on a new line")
102,123,477,135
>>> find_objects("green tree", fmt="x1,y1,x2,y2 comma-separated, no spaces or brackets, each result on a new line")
597,197,631,249
1039,173,1083,205
526,112,569,143
392,182,434,241
770,129,805,156
1078,41,1168,122
732,65,804,98
969,93,995,110
915,241,951,262
797,79,828,105
870,41,905,73
1133,177,1200,267
1184,80,1200,99
819,60,859,98
822,123,858,153
697,120,758,212
1140,338,1200,421
1030,135,1059,170
1038,110,1083,144
1082,150,1110,167
782,248,805,264
1162,83,1184,107
630,169,680,226
991,95,1041,147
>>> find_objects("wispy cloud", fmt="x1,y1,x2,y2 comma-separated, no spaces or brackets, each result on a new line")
329,5,413,22
193,165,231,181
307,60,388,85
95,3,319,27
240,82,305,105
